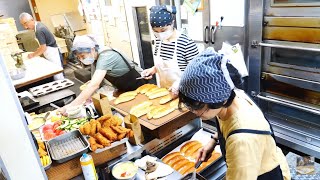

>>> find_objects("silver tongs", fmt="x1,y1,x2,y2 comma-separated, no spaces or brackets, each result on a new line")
136,76,148,80
191,161,203,179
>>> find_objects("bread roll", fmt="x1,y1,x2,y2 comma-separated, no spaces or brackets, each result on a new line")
170,99,179,109
196,152,221,173
136,84,151,93
149,90,169,100
132,106,156,118
162,152,182,164
159,94,173,105
185,143,203,157
180,141,201,154
171,159,190,171
147,106,166,119
167,155,185,166
144,86,159,95
153,107,175,119
139,84,157,94
119,91,137,98
177,162,195,175
114,95,135,105
146,88,167,97
129,101,153,114
182,166,195,175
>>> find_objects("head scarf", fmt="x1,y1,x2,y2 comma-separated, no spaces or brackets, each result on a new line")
71,35,99,54
149,5,176,27
179,47,235,104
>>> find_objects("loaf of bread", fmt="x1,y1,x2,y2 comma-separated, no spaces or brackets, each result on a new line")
114,95,136,105
152,107,175,119
119,91,137,98
159,94,173,105
147,106,166,119
184,143,203,157
162,152,182,163
171,159,190,171
136,84,151,93
140,84,158,94
180,141,201,154
196,152,221,173
167,155,185,166
170,98,179,109
129,101,153,114
177,162,195,175
144,87,160,96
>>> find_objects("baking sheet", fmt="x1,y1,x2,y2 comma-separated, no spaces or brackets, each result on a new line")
29,79,74,97
110,94,189,127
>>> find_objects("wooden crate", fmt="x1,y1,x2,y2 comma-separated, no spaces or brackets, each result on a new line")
46,143,127,180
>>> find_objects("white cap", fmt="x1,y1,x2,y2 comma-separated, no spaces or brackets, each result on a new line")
72,35,98,51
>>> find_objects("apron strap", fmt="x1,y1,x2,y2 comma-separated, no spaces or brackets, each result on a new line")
98,49,134,70
227,129,273,139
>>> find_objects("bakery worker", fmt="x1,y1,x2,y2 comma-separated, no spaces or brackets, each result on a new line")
141,5,199,96
58,35,147,113
178,48,291,180
19,12,64,80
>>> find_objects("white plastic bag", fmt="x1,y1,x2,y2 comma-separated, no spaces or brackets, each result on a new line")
218,42,248,77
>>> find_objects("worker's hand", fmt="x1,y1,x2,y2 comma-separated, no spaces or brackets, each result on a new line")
141,66,157,79
27,53,34,59
57,106,68,116
196,138,216,164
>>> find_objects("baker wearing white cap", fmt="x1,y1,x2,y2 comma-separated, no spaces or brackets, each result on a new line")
142,5,199,98
178,48,291,180
58,35,146,114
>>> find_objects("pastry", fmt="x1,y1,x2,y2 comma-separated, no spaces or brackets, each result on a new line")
114,95,135,105
182,166,195,175
162,152,182,164
138,84,157,94
142,86,158,94
152,107,175,119
148,90,170,100
159,94,173,105
184,143,203,157
170,99,179,109
146,88,167,97
166,155,185,166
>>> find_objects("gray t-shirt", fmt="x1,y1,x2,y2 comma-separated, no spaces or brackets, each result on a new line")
96,50,134,77
35,22,57,47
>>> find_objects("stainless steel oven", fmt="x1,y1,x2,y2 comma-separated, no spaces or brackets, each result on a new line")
248,0,320,159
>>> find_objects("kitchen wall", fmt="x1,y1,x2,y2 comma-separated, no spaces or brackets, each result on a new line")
34,0,80,32
0,0,33,31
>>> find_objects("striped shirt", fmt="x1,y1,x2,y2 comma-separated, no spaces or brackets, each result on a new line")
154,33,199,71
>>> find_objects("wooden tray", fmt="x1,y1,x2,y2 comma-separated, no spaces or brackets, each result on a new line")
110,94,191,130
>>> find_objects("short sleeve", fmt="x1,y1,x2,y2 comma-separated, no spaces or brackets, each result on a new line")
96,51,119,72
225,135,261,180
35,30,46,45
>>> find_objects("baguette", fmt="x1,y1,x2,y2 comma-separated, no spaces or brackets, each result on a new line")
177,162,195,175
136,84,152,93
153,107,175,119
149,90,169,99
119,91,137,98
180,141,201,154
129,101,153,114
159,94,173,105
162,152,182,164
146,88,167,97
132,106,154,118
147,106,166,119
114,95,135,105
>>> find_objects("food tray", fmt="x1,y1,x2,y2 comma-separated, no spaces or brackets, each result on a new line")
89,137,128,153
47,130,89,163
29,79,74,97
44,142,52,170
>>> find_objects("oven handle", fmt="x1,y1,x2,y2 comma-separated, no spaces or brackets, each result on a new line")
256,94,320,116
259,42,320,52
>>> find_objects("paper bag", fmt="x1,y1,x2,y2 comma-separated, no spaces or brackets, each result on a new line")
91,93,112,116
124,114,144,145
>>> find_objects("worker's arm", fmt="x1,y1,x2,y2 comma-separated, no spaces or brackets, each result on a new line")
28,44,47,59
58,69,107,113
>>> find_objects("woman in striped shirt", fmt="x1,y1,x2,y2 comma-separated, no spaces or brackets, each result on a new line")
141,5,199,96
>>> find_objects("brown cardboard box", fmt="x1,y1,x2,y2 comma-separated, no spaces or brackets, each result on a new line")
92,93,112,116
124,114,144,145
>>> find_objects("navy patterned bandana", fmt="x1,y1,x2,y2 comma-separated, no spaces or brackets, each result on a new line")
150,5,176,27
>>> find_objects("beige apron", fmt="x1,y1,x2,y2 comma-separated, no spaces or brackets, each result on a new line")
154,36,182,90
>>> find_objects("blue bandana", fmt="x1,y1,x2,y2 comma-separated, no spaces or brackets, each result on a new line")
149,5,176,27
179,48,235,104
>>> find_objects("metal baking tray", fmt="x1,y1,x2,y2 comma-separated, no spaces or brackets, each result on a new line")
44,142,52,170
89,137,128,153
47,130,89,163
29,79,74,97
